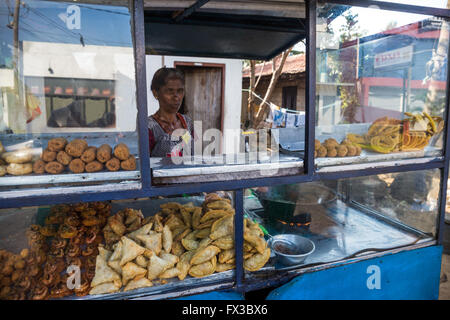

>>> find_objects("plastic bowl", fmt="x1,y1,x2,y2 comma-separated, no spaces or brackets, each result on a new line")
268,234,315,266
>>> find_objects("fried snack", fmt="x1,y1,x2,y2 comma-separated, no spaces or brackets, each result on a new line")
85,161,103,173
160,252,179,266
2,149,33,164
105,157,120,172
120,155,136,171
127,223,153,243
176,251,196,281
89,281,121,295
243,228,266,254
190,245,221,265
188,256,216,278
314,139,321,151
122,262,147,286
32,159,46,174
216,263,235,272
323,138,339,148
65,139,88,157
346,145,356,157
317,146,327,158
355,145,362,156
90,254,121,287
123,277,152,292
212,235,234,250
244,247,271,272
44,161,64,174
0,141,4,154
80,146,97,163
337,145,348,157
68,158,85,174
54,151,71,166
7,163,33,175
147,254,172,280
159,267,180,279
209,215,234,240
137,233,162,256
47,138,68,152
135,255,148,268
326,146,337,157
162,225,173,253
113,143,130,161
41,149,56,162
119,237,146,266
0,165,6,177
96,144,112,163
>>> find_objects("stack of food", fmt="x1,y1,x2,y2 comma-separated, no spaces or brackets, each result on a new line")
32,138,136,175
0,201,110,300
345,112,443,154
0,141,34,176
88,194,270,295
314,138,362,158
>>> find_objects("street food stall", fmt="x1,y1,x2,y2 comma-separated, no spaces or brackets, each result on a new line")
0,0,449,300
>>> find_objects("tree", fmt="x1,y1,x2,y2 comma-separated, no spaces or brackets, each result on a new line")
245,47,293,129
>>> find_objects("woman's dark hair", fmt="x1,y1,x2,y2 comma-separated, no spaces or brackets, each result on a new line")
151,67,185,92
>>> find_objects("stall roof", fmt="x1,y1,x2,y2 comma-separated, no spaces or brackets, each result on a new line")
144,0,307,60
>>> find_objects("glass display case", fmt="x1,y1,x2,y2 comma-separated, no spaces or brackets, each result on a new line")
0,0,449,301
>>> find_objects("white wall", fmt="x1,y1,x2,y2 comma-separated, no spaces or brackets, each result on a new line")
146,55,243,154
22,41,137,133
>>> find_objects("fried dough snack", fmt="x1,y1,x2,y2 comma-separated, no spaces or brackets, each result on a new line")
33,159,46,174
85,160,103,173
80,146,97,163
56,151,72,166
68,158,85,174
120,155,136,171
48,138,68,152
2,149,33,164
96,144,112,163
7,163,33,175
0,165,6,177
105,157,120,171
41,149,56,162
113,143,130,161
65,139,88,157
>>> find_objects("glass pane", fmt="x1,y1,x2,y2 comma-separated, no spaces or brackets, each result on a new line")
145,4,306,185
316,4,448,169
0,0,139,193
372,0,449,9
244,169,439,276
0,191,236,299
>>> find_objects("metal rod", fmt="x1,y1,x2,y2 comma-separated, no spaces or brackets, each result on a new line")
133,0,151,190
234,189,245,292
173,0,211,22
305,0,316,176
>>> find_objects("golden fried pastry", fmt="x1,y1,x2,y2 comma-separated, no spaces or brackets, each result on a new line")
113,143,130,161
188,256,216,278
120,155,136,171
0,164,6,176
209,215,234,240
41,148,56,162
346,145,356,156
355,145,362,156
65,139,88,157
123,277,152,292
244,247,271,272
147,254,172,281
33,159,46,174
68,158,85,174
122,262,147,286
48,138,68,152
317,146,327,158
44,161,64,174
119,237,146,266
105,157,120,171
162,225,173,253
89,281,121,295
190,245,220,265
216,263,235,272
326,146,337,157
85,160,103,173
159,267,180,279
323,138,339,148
55,151,72,166
137,233,162,256
212,235,234,250
315,139,321,151
90,254,121,288
337,145,348,157
96,144,112,163
126,223,153,243
80,146,97,163
7,163,33,175
58,224,78,239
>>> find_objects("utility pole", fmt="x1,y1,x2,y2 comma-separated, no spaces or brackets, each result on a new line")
11,0,25,133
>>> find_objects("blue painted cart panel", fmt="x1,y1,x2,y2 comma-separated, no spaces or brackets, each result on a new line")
174,290,244,300
267,245,443,300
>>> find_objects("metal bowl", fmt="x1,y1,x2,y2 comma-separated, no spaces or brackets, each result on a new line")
268,234,315,266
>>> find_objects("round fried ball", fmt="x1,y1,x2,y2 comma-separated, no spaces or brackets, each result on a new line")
56,151,72,166
317,146,327,158
113,143,130,161
105,157,120,172
68,158,85,174
32,159,45,174
346,145,356,157
80,146,97,163
120,155,136,171
41,149,56,162
96,144,112,163
337,145,348,157
47,138,68,152
44,161,65,174
355,145,362,156
324,138,339,148
65,139,88,158
85,161,103,173
326,146,337,157
314,139,321,151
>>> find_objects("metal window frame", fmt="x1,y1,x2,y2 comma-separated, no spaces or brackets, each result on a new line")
0,0,449,299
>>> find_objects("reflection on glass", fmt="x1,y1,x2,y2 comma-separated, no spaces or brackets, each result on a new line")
244,169,439,272
315,4,448,167
0,0,138,190
0,191,236,299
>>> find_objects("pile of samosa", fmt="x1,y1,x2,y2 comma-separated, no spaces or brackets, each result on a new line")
89,193,270,295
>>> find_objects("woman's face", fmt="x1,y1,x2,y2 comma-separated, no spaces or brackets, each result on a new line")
153,79,185,114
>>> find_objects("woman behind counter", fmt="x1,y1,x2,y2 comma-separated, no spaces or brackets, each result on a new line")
148,67,194,158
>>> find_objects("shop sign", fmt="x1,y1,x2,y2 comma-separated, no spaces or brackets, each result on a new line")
374,45,413,69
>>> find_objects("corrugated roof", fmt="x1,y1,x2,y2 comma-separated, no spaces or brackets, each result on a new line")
242,53,305,78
